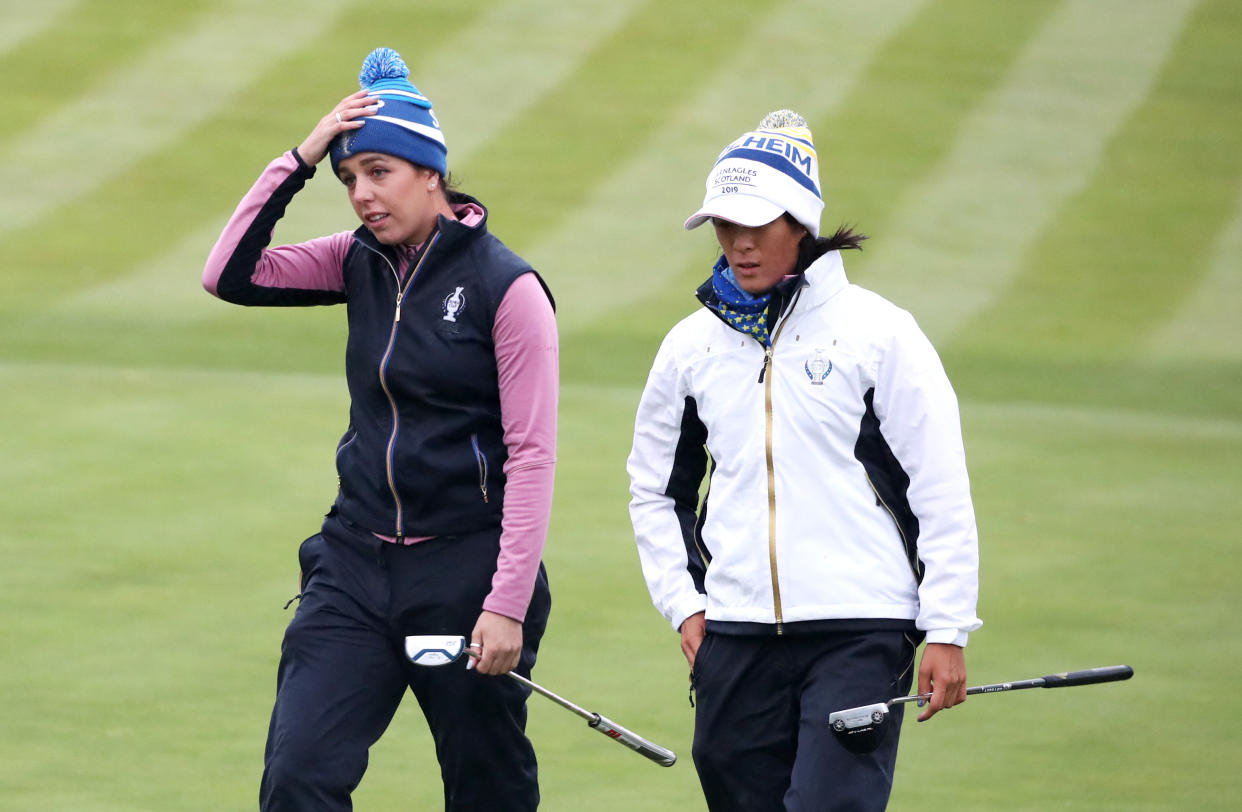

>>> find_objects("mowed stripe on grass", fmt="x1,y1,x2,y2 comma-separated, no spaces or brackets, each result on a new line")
458,0,789,256
1148,177,1242,361
0,360,344,810
0,0,348,238
812,0,1061,251
956,0,1242,358
0,0,81,56
58,0,646,323
0,0,217,137
857,0,1199,344
528,0,930,332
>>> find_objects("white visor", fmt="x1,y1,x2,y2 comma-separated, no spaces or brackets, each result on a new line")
684,193,785,231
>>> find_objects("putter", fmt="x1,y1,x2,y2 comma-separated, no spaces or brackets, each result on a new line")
404,635,677,767
828,664,1134,754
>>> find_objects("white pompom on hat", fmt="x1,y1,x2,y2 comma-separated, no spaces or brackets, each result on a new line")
684,110,824,237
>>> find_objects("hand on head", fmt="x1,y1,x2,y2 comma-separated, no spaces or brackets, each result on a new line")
297,90,376,167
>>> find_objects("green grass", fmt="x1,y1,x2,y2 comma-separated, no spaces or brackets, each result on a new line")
2,0,1240,809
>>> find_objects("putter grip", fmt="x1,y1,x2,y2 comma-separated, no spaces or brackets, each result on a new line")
1041,665,1133,687
589,714,677,767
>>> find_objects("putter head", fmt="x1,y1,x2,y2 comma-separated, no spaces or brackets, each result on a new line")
404,635,468,666
828,702,893,755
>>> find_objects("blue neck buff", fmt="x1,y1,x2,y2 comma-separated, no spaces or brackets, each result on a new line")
710,255,771,345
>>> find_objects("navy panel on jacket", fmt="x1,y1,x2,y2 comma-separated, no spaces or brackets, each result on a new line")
853,387,923,583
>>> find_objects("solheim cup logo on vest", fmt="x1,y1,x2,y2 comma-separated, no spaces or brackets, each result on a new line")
805,350,833,385
442,286,466,322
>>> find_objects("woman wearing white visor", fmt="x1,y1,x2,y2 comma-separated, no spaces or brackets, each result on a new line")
627,111,981,811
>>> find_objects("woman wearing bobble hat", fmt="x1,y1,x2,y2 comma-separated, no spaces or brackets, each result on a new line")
627,111,982,811
203,48,556,810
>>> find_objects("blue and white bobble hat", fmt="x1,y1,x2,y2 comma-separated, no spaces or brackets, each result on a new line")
329,48,447,177
684,110,824,237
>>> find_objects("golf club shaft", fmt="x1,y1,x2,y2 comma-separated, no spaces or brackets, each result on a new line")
888,664,1134,707
501,669,594,720
472,652,678,767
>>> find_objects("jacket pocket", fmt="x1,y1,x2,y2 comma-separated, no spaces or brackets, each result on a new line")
470,434,489,503
335,428,358,462
688,631,716,707
297,533,323,581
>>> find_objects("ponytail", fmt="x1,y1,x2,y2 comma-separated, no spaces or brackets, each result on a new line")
790,218,868,274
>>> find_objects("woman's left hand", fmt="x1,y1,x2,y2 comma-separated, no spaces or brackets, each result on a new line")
469,611,524,675
916,643,967,722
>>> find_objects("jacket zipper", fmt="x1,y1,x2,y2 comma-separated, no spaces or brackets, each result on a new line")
762,316,794,634
375,233,440,536
470,433,489,503
757,282,804,634
704,280,804,633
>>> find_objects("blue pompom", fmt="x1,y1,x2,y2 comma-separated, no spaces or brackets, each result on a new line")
359,48,409,88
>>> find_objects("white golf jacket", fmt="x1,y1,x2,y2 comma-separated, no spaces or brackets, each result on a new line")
628,251,981,645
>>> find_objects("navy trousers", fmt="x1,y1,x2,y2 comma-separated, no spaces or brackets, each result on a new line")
259,514,551,811
691,629,918,812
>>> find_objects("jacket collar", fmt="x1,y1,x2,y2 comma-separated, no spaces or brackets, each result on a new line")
696,249,849,321
794,250,849,311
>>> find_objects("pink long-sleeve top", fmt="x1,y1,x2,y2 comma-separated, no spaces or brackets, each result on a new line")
203,152,557,622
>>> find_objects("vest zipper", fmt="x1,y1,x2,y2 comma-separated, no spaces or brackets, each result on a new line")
375,233,440,536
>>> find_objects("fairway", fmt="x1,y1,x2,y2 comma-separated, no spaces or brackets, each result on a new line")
2,1,1240,809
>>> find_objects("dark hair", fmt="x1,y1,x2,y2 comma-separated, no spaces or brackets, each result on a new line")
787,215,868,274
400,161,462,200
441,171,470,204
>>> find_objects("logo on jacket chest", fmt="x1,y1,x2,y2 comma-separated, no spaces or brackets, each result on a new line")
804,349,833,385
442,286,466,322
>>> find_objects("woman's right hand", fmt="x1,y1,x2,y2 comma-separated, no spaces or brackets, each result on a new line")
296,90,376,168
679,611,706,668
